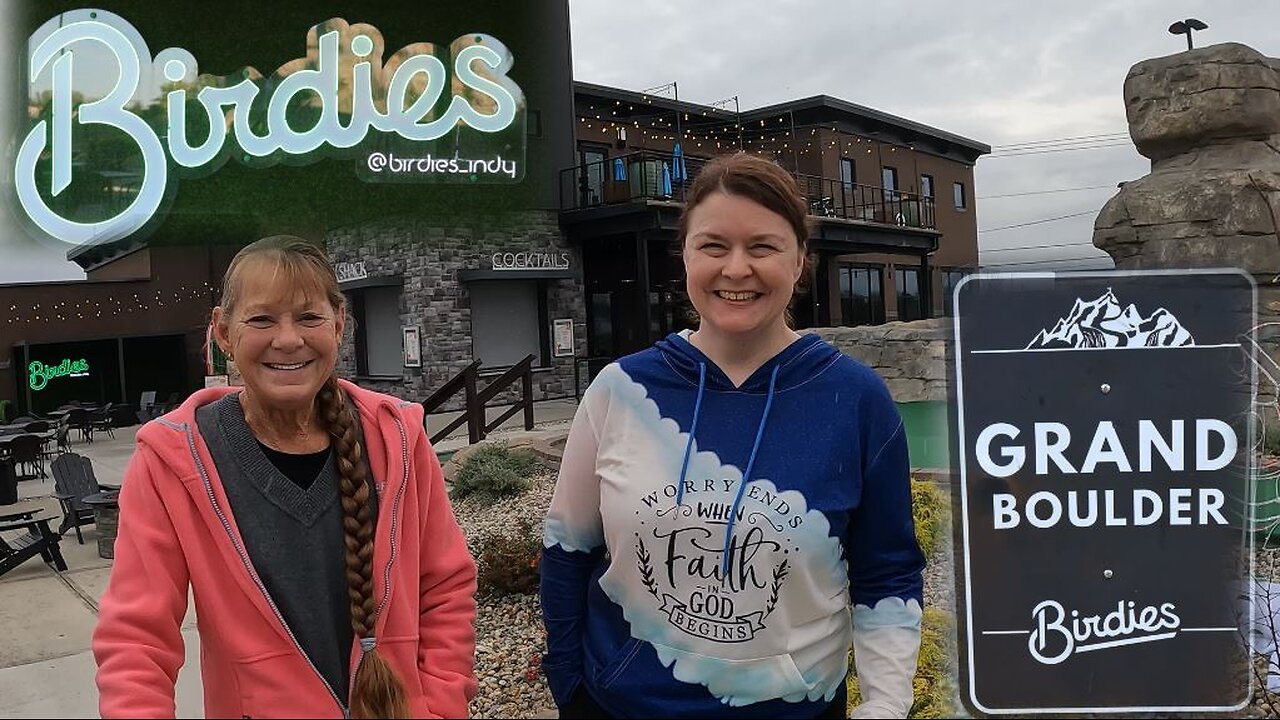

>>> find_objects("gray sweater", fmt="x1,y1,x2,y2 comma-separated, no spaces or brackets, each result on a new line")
196,394,379,702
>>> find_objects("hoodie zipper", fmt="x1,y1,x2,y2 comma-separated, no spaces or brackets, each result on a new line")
176,421,350,718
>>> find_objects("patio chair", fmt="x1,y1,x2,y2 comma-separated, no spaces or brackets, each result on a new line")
0,460,16,505
43,418,70,464
23,420,50,434
0,515,67,577
55,417,70,454
67,407,94,444
8,434,45,481
92,403,116,440
51,453,108,544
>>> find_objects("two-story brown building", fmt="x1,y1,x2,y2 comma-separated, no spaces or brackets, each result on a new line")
562,82,989,368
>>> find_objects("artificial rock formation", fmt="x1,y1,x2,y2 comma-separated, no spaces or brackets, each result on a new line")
1093,43,1280,273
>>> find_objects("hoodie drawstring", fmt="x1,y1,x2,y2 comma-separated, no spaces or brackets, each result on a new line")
675,362,708,507
721,364,780,576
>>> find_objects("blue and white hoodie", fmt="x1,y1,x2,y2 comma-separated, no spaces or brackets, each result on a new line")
541,331,925,719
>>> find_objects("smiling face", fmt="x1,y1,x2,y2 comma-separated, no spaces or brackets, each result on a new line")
683,191,805,341
212,257,345,413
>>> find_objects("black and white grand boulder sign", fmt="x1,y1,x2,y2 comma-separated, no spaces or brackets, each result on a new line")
952,269,1255,716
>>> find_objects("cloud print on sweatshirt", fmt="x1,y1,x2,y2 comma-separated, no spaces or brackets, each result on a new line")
565,364,853,706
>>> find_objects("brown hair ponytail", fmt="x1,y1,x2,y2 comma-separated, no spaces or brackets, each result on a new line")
316,376,410,719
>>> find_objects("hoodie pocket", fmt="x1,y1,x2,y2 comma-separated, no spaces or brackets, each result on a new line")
234,650,339,719
365,635,423,694
643,642,813,706
590,636,643,689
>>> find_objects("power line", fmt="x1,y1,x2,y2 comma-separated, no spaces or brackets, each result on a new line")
979,209,1098,233
977,184,1116,199
981,254,1113,268
982,240,1099,253
990,132,1129,150
988,142,1135,159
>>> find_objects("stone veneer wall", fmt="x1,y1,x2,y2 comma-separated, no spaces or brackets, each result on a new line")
325,211,586,410
811,319,951,403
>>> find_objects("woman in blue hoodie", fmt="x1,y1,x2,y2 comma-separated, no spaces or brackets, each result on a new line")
541,152,925,719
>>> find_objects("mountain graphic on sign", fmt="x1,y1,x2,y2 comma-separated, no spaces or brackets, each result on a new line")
1025,289,1195,349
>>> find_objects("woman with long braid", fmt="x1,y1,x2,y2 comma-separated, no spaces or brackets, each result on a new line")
93,236,477,718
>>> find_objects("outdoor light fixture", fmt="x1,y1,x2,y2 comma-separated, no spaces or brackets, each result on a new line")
1168,18,1208,51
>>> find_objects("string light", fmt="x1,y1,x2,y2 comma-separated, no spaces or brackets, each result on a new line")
2,283,214,324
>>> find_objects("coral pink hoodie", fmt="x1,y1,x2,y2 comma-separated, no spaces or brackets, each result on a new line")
93,382,477,718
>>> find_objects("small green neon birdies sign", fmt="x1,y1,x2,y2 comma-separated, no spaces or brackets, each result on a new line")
28,359,91,391
16,9,526,247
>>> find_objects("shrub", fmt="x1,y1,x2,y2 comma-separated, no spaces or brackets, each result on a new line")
847,607,957,718
475,519,542,597
452,442,539,502
911,478,949,557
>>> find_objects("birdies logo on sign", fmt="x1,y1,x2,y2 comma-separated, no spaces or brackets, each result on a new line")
14,9,526,248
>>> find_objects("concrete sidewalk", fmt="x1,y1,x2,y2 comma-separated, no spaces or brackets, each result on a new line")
0,397,577,718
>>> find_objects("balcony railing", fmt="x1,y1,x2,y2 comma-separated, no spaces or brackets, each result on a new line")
559,150,936,230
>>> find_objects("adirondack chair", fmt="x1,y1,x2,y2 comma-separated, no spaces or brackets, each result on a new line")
0,514,66,577
51,453,108,544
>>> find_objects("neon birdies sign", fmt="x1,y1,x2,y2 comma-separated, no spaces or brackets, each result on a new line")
14,9,526,247
28,359,91,391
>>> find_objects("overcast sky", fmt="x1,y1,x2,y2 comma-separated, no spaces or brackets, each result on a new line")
569,0,1280,272
2,0,1278,283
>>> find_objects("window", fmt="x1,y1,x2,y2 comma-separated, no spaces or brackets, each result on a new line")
350,286,403,377
920,174,934,199
840,158,856,188
838,266,885,326
882,166,898,200
470,280,548,368
577,144,608,207
943,269,970,316
588,292,614,357
954,181,967,210
896,268,923,321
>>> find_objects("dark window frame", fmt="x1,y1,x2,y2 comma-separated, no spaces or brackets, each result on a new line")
942,268,972,316
838,264,886,327
840,157,856,188
896,267,923,322
882,166,898,200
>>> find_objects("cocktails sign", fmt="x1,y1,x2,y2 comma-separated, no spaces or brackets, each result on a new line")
15,9,526,247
